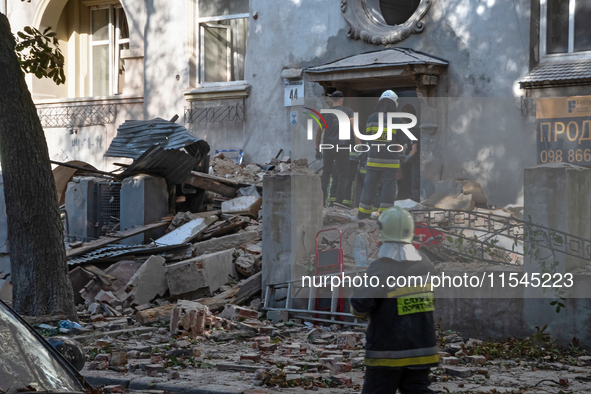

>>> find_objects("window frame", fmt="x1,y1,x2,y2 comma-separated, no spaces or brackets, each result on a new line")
89,4,130,96
0,0,6,15
540,0,591,62
195,1,249,85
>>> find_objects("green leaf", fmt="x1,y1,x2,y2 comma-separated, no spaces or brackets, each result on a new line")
554,236,564,244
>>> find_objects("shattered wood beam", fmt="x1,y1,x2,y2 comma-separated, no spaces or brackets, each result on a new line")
185,172,238,198
66,217,173,258
196,287,239,312
235,271,262,303
135,303,176,325
190,170,242,186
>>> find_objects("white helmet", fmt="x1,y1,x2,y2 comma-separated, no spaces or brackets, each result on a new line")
380,90,399,107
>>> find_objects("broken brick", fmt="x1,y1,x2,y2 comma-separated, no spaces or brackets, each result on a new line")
445,367,472,378
466,355,486,366
109,350,128,367
144,364,166,375
240,353,261,363
336,332,357,350
220,304,260,321
442,357,460,366
335,362,352,373
258,343,277,352
170,300,211,337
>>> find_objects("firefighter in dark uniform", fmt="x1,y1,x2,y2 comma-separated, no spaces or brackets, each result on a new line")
351,207,438,394
357,90,411,219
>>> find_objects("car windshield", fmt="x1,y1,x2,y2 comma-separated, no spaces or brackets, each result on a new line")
0,302,84,393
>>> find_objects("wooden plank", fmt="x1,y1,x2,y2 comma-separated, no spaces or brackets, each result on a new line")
83,264,116,286
196,287,239,312
199,220,248,241
66,218,173,258
190,170,242,187
192,210,221,218
235,271,262,301
135,304,176,325
185,172,238,198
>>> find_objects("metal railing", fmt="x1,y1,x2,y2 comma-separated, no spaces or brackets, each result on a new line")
37,104,117,128
184,103,245,123
409,209,591,265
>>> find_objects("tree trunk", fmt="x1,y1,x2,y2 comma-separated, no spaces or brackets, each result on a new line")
0,15,76,318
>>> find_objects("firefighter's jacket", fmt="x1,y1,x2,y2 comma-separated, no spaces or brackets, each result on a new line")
350,249,438,369
364,112,409,171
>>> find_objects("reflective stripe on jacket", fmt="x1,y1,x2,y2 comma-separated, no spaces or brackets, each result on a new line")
365,112,404,171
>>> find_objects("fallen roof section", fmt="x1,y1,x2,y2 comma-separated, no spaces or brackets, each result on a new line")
118,145,201,186
104,117,210,160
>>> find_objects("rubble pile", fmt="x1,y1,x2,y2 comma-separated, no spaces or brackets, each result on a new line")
31,309,591,394
210,154,312,186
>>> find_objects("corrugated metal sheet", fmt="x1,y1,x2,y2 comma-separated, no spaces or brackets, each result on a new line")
105,118,210,160
306,48,449,74
67,243,192,266
520,61,591,88
119,145,199,186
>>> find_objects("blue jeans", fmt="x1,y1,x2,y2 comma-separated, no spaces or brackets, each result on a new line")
358,169,398,219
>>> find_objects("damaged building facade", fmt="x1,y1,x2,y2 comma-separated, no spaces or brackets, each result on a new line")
2,0,591,356
5,0,589,207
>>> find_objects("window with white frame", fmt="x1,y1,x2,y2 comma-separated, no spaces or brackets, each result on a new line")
90,4,129,96
0,0,6,14
197,0,249,83
541,0,591,59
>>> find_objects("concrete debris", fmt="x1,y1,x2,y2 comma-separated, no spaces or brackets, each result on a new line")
124,255,168,306
462,181,488,206
155,215,217,245
211,157,262,184
221,196,263,218
234,249,261,277
192,231,259,256
197,272,262,312
37,297,591,394
166,211,211,233
219,304,260,321
323,207,358,224
422,192,476,210
170,300,212,337
165,249,236,297
394,198,424,210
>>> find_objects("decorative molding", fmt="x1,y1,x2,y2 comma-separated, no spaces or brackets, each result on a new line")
341,0,432,46
184,82,250,101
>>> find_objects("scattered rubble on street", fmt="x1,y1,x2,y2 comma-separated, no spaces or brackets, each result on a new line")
4,135,587,394
30,303,591,394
